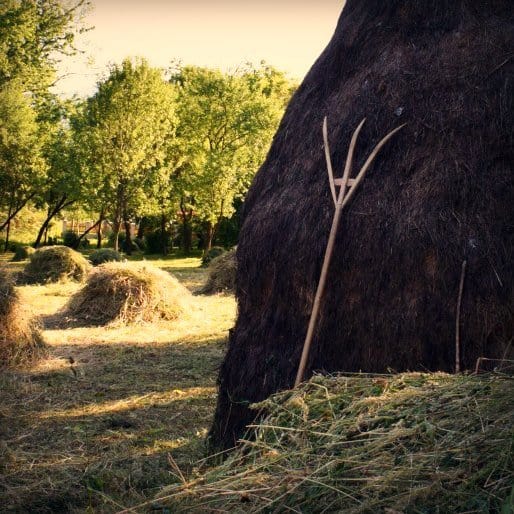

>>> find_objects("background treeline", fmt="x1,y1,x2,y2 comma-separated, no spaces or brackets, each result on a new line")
0,0,296,254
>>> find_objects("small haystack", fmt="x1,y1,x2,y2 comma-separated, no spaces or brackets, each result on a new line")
161,373,514,513
89,248,122,266
201,246,225,267
11,246,35,262
211,1,514,448
66,262,192,325
200,248,236,294
0,271,46,367
22,246,90,284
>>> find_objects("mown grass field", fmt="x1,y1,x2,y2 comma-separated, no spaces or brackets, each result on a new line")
0,253,236,513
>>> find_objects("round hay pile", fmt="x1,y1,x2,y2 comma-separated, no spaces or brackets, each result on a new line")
159,373,514,513
89,248,122,266
201,246,225,267
22,246,90,284
11,245,35,262
200,248,236,294
66,262,192,325
0,271,46,368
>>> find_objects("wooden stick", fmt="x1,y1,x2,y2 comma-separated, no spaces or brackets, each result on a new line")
322,117,337,206
455,260,467,373
295,120,405,387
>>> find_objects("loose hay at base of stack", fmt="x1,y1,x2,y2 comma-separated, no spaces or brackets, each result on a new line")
22,246,91,284
200,248,236,294
66,262,192,325
0,271,46,368
160,373,514,513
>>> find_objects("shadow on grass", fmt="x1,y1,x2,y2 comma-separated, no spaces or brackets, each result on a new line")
0,338,226,513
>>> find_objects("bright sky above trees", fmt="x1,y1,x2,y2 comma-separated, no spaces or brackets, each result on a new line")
53,0,344,98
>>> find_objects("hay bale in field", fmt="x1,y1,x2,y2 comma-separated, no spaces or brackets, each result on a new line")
201,246,225,267
0,271,46,368
210,1,514,448
66,262,192,325
22,246,90,284
162,373,514,513
11,245,35,262
200,248,236,294
89,248,122,266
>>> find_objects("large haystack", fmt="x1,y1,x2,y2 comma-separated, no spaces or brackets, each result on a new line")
22,246,90,284
211,2,514,448
0,271,46,367
66,262,192,325
200,248,236,294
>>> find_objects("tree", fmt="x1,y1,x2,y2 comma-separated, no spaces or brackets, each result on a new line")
171,63,295,252
0,82,46,250
33,99,83,247
0,0,90,94
78,58,177,253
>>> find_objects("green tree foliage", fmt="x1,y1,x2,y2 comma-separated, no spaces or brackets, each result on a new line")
77,58,177,252
172,63,295,251
0,0,89,93
0,81,46,249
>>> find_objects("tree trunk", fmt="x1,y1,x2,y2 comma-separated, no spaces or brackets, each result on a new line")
113,218,121,252
97,221,103,249
4,219,11,252
160,213,167,255
34,196,74,248
73,214,104,249
205,221,214,254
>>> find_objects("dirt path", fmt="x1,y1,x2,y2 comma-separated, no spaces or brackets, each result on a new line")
0,264,235,513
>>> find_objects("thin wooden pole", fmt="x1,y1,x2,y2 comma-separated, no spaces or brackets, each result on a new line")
455,260,467,373
294,120,405,388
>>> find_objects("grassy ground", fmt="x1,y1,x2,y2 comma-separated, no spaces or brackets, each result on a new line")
0,252,236,513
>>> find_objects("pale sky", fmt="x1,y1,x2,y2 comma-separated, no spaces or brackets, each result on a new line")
52,0,344,98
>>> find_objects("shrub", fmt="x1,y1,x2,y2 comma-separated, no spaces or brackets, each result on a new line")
62,231,90,249
0,271,46,367
22,246,91,284
200,248,236,294
89,248,122,266
201,246,225,267
11,245,35,262
66,262,192,325
144,229,171,254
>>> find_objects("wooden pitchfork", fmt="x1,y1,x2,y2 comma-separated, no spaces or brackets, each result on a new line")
294,117,405,387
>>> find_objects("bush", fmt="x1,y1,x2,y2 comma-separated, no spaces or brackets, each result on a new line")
66,262,193,325
89,248,122,266
133,237,146,252
144,229,171,254
108,232,139,252
22,246,91,284
0,271,46,367
200,248,236,294
11,245,35,262
201,246,225,267
62,231,89,249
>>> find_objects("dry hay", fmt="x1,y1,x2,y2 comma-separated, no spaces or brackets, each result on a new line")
65,261,192,325
155,373,514,513
201,246,226,267
210,1,514,448
89,248,122,266
0,271,46,368
200,249,236,294
11,245,35,262
22,246,91,284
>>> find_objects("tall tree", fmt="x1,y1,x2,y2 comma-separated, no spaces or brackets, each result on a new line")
171,63,295,252
78,58,177,252
0,82,46,249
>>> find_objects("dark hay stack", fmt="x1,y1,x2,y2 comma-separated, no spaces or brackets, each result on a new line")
11,246,35,262
22,246,91,284
66,262,192,325
201,246,226,267
200,248,236,294
89,248,122,266
0,271,46,368
210,1,514,448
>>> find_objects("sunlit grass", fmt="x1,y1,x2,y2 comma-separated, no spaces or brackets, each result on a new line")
0,254,235,512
